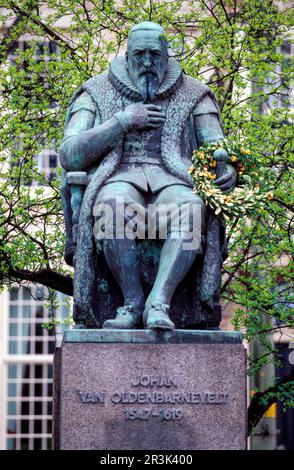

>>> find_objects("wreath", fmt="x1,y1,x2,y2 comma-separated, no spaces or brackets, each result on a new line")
188,139,274,217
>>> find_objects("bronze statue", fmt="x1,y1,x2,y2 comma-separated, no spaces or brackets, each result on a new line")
60,22,237,330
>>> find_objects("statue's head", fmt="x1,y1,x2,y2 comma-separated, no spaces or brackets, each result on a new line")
126,21,168,103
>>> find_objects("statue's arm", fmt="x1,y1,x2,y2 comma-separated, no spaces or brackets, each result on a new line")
192,95,224,146
59,91,126,172
193,95,237,191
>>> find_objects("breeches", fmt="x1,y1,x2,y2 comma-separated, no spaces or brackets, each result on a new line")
93,182,206,247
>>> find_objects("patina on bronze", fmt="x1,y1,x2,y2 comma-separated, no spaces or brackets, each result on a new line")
60,22,237,330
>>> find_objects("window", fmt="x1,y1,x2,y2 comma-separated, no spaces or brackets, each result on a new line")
1,285,71,450
8,286,55,355
6,363,53,450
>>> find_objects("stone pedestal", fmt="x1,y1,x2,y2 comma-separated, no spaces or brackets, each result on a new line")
54,329,247,450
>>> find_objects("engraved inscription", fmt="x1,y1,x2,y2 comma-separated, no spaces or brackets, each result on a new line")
75,374,229,422
76,389,105,404
110,391,228,404
124,408,183,421
131,375,178,387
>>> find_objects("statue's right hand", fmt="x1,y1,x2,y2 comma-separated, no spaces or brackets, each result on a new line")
116,104,166,131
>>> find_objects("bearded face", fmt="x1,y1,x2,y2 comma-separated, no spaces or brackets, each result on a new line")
126,30,168,103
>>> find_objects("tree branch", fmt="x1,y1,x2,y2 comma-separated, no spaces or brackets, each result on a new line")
3,266,73,296
248,368,294,434
8,1,77,54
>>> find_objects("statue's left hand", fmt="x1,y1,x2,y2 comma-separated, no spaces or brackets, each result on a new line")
214,164,237,192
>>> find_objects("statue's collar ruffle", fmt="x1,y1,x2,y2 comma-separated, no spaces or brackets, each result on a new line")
109,56,183,101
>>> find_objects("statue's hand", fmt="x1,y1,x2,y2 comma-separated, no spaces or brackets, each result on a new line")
214,164,237,192
116,104,165,131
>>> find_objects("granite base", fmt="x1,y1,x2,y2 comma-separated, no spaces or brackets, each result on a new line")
54,329,247,450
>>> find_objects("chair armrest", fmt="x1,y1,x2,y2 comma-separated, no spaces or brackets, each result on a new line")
66,171,88,248
66,171,88,186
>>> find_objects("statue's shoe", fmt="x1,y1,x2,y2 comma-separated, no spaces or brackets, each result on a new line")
102,305,142,329
74,321,86,329
144,302,175,330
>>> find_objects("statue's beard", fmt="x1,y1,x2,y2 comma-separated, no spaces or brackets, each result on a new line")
137,72,160,103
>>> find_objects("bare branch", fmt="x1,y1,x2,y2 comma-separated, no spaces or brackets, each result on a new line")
5,266,73,296
8,1,77,55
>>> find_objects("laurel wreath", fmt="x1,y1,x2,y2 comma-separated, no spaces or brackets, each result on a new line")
188,139,274,218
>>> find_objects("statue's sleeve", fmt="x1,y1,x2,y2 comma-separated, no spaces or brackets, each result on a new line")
60,91,98,170
60,92,98,265
62,91,97,142
192,95,224,147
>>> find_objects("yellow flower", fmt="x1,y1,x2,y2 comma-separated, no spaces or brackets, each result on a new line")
238,171,243,176
203,170,216,180
251,171,258,176
197,151,206,160
207,188,217,195
225,196,232,203
267,192,274,200
211,160,217,167
241,148,250,155
230,155,237,162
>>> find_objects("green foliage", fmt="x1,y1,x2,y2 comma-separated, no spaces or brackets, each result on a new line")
261,380,294,412
0,0,293,415
42,315,74,332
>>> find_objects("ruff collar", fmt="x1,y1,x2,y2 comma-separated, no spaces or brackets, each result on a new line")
109,56,183,101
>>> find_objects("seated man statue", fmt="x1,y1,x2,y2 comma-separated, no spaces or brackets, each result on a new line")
60,21,236,330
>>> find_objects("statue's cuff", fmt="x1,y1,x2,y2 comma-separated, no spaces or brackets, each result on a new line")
114,111,129,133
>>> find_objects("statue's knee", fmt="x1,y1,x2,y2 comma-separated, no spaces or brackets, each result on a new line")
177,200,204,232
94,191,146,240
